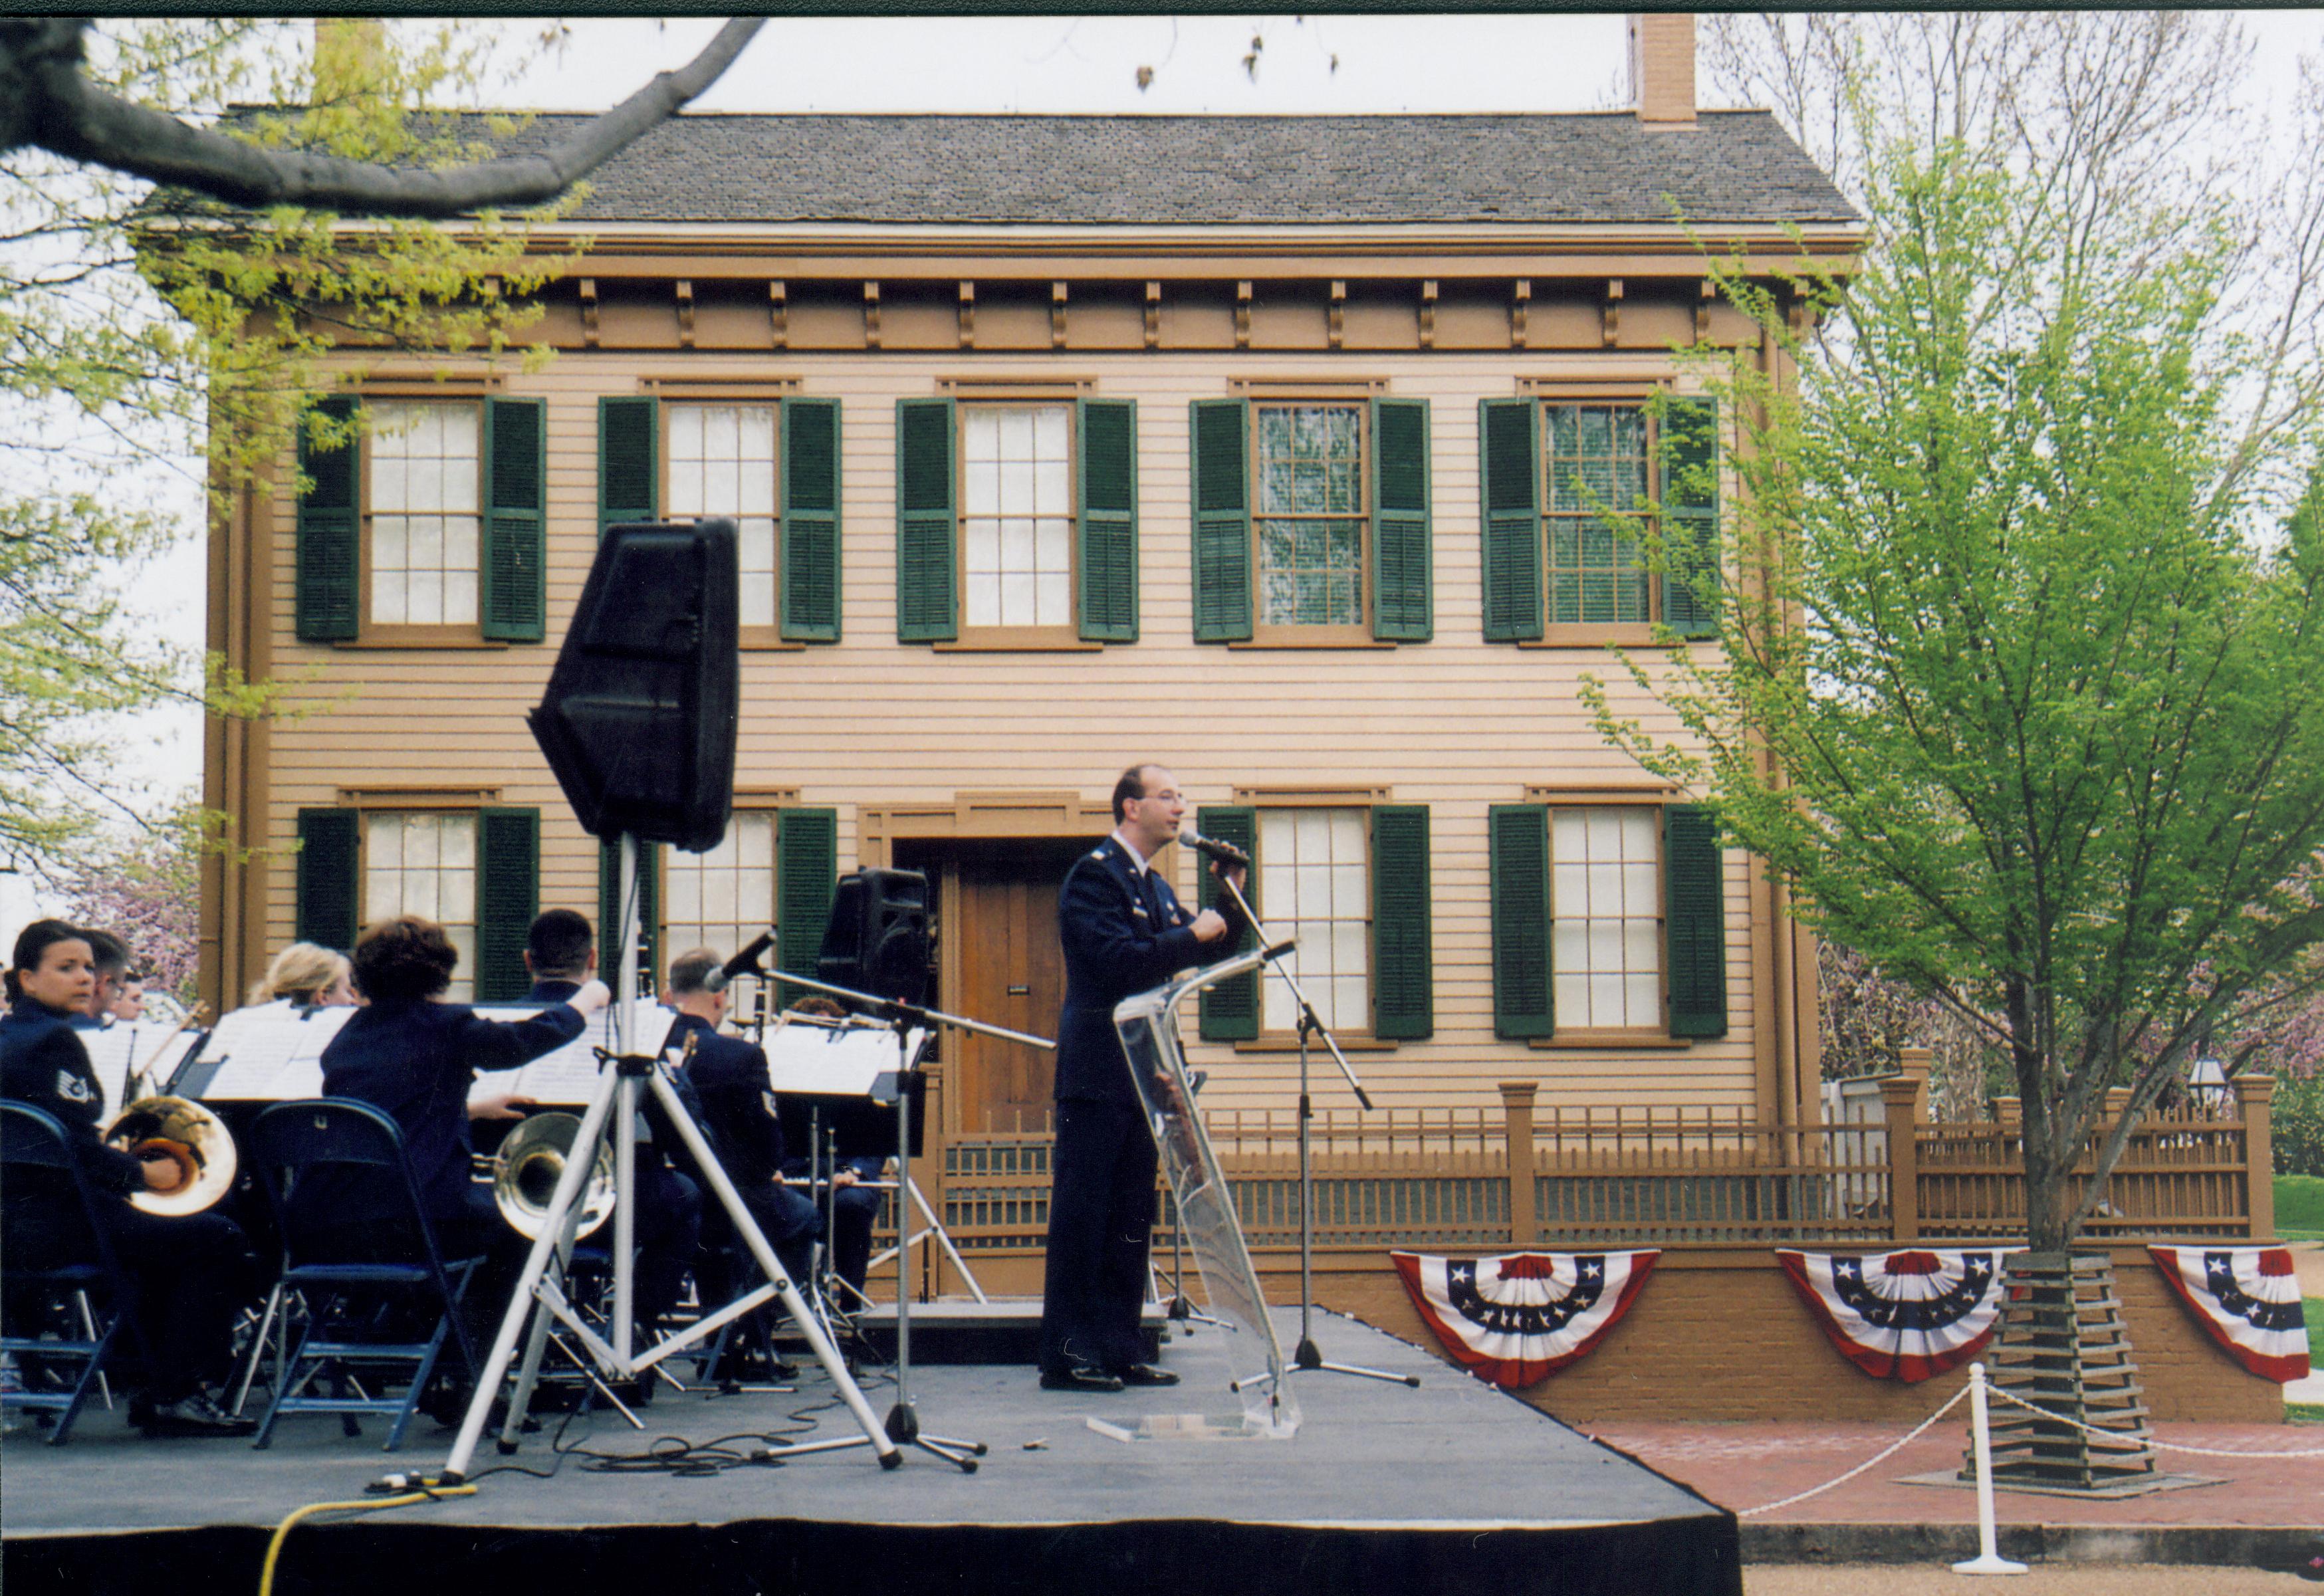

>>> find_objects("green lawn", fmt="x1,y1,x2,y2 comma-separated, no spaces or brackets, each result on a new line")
2277,1173,2324,1238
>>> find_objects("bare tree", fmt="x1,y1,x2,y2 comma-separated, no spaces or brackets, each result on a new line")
1,16,763,217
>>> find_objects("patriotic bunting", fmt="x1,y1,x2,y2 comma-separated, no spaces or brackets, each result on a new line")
1389,1250,1659,1388
1777,1248,2008,1383
2148,1246,2311,1384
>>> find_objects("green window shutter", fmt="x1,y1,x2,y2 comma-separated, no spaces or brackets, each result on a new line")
1077,398,1139,643
473,808,540,1002
776,807,839,1004
1488,804,1554,1038
1370,398,1433,642
294,807,360,952
1661,397,1721,639
1664,804,1728,1038
1189,398,1252,643
481,398,547,643
598,837,659,990
1478,399,1543,643
781,397,843,642
295,396,360,642
894,398,957,642
598,395,658,537
1369,804,1433,1040
1195,804,1258,1041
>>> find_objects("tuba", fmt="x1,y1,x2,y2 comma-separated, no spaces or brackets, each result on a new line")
104,1096,238,1217
491,1111,616,1240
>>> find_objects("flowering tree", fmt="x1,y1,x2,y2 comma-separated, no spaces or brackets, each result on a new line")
51,799,205,1005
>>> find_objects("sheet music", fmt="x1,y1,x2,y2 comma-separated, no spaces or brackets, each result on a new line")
190,1002,355,1100
468,1004,677,1106
762,1018,927,1097
76,1023,207,1118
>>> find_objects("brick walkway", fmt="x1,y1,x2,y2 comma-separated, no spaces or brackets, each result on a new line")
1587,1418,2324,1528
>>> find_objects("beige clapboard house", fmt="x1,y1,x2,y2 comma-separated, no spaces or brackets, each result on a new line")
201,23,1853,1142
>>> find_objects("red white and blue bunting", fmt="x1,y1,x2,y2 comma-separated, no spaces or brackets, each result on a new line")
1389,1250,1659,1389
1776,1248,2009,1383
2148,1246,2311,1383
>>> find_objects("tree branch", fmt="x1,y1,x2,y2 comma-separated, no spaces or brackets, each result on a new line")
9,17,763,217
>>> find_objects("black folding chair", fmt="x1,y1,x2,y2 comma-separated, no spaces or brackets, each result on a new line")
0,1100,152,1444
244,1099,480,1452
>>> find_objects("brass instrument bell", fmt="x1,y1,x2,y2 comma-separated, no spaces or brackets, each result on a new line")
103,1096,238,1217
491,1111,616,1240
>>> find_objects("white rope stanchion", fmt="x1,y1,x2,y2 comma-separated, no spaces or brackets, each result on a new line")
1736,1384,1970,1518
1952,1363,2028,1576
1985,1385,2324,1459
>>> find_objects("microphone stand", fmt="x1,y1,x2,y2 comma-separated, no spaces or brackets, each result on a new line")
1209,867,1420,1392
728,953,1052,1472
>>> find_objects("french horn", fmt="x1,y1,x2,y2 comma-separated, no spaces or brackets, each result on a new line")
491,1111,616,1240
104,1095,238,1217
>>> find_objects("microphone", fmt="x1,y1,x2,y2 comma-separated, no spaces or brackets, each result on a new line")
721,929,775,981
1178,830,1252,870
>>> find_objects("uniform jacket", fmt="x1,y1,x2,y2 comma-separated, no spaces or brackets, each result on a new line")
666,1010,782,1189
1053,836,1248,1107
1,996,144,1195
310,996,583,1224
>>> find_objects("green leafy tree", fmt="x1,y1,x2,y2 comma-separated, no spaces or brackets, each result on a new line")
1592,126,2324,1252
1,18,758,877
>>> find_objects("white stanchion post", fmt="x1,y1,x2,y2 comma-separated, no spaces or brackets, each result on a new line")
1952,1362,2028,1576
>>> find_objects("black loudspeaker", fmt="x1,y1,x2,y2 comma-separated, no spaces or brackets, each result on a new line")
818,869,931,1007
527,520,739,852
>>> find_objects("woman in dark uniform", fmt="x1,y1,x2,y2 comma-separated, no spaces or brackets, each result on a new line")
2,920,261,1435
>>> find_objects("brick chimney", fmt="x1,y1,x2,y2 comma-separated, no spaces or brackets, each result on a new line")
1629,13,1698,128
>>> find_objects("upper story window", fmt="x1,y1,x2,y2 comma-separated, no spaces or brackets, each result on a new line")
960,403,1075,630
1189,395,1431,646
596,394,842,646
293,394,546,647
665,403,779,629
367,401,481,628
1479,395,1721,645
894,395,1137,647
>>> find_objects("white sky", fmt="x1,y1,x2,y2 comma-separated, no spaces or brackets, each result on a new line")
13,11,2319,945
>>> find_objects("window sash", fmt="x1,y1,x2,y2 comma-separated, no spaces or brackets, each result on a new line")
1253,403,1369,629
362,810,479,1000
959,401,1076,630
1548,805,1663,1030
657,811,778,1009
1258,806,1372,1034
366,401,482,628
665,402,780,629
1542,402,1655,626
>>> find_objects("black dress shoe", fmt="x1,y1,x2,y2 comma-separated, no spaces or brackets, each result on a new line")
136,1391,257,1438
1038,1363,1125,1393
1115,1363,1179,1387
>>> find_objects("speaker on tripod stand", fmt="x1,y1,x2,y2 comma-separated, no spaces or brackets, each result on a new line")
817,869,931,1008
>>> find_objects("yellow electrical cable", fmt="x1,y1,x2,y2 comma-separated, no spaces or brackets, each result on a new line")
258,1482,477,1596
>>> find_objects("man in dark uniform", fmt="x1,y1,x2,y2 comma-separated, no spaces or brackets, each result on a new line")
517,909,702,1342
1038,764,1247,1392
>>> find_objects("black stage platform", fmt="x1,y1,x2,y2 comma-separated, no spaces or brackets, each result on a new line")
3,1307,1737,1596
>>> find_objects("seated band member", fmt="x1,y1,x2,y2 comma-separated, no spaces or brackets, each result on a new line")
663,949,820,1304
521,908,701,1340
247,942,356,1010
1,920,262,1435
108,971,147,1024
779,997,883,1304
294,916,604,1277
68,928,130,1032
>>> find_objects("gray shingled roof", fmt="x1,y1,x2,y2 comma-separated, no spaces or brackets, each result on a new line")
473,111,1854,227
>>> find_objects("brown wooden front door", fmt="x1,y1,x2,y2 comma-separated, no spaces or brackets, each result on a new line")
940,840,1086,1133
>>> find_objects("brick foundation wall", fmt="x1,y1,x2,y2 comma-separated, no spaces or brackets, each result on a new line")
1276,1244,2285,1425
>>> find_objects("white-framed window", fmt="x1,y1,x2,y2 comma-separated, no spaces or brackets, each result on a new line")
367,401,481,627
1549,806,1661,1028
659,812,776,1006
363,811,479,1000
960,401,1074,629
1254,403,1367,628
666,402,778,627
1258,806,1371,1034
1543,402,1651,626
